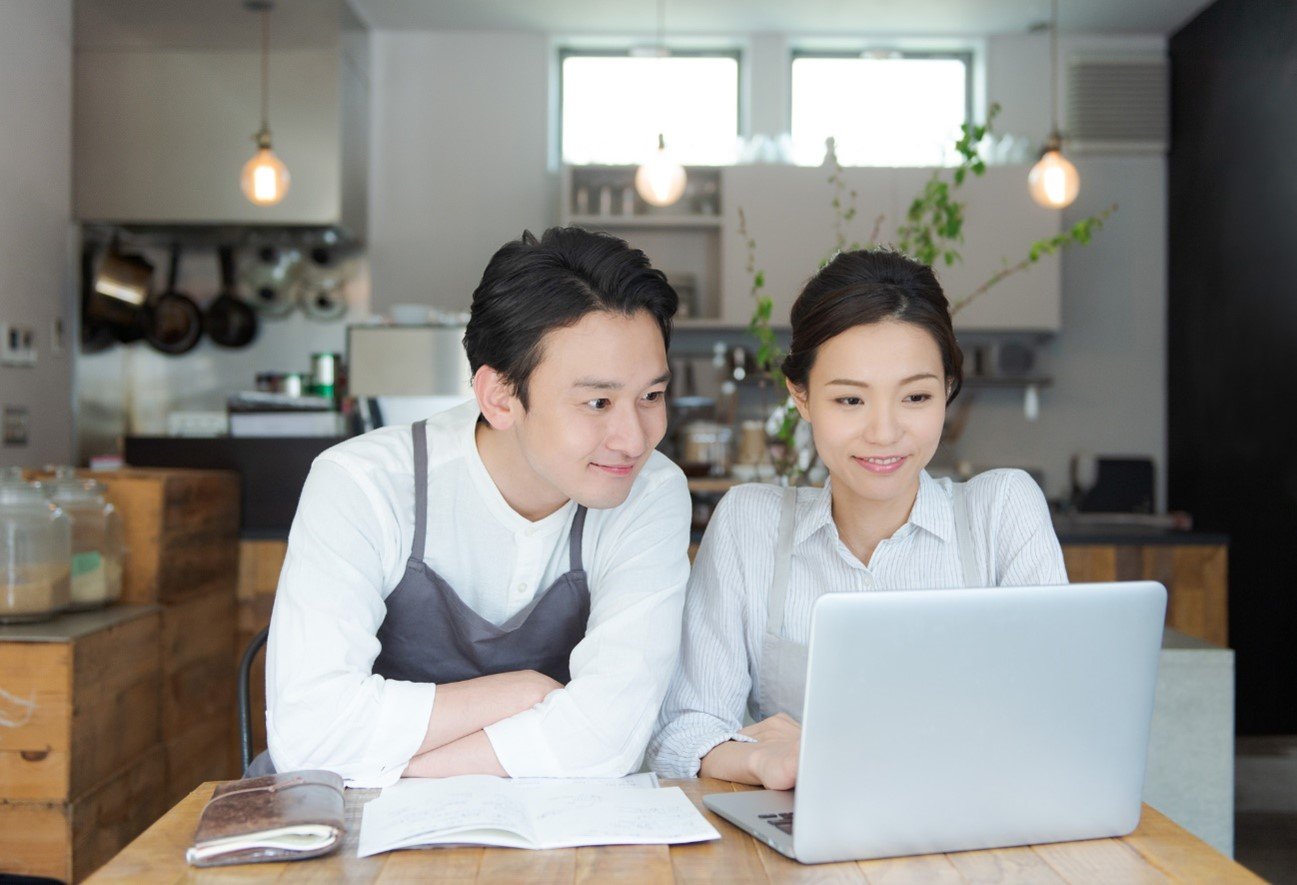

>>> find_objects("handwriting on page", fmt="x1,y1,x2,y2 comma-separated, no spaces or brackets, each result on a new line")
524,787,719,847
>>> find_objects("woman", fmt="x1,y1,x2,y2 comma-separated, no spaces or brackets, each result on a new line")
647,249,1067,789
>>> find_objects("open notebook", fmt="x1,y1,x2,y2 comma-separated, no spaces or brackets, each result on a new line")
358,774,720,857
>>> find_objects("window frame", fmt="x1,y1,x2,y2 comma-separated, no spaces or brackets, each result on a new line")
788,48,975,166
557,47,745,167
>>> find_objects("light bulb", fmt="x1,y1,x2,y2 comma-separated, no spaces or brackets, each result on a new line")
1028,148,1080,209
241,144,290,206
635,135,687,207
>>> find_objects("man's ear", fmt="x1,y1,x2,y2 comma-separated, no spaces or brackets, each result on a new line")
786,378,811,423
474,367,521,430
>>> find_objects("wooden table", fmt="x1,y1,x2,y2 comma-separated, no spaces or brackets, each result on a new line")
88,778,1260,883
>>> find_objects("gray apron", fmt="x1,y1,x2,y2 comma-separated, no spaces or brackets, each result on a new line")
248,419,592,776
754,482,981,723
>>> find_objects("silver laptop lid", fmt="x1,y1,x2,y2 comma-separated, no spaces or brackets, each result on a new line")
793,581,1167,864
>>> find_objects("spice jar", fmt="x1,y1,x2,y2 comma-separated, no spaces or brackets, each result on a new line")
0,478,71,623
45,468,124,610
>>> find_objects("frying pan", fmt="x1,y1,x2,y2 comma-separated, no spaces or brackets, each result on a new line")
205,246,259,348
145,244,203,355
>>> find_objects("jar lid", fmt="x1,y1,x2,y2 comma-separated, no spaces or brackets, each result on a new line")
46,475,106,503
0,482,52,506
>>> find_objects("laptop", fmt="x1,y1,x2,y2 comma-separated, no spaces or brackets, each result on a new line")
703,581,1167,864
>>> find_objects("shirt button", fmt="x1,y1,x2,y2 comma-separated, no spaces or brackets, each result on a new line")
516,582,527,592
524,526,535,537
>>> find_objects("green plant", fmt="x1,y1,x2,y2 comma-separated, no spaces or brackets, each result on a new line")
745,107,1117,483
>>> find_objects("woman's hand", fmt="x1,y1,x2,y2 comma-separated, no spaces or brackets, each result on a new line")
740,713,802,790
700,712,802,790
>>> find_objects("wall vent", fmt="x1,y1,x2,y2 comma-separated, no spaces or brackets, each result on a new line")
1064,54,1168,154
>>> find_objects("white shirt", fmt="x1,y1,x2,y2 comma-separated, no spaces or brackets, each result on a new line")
646,469,1068,778
266,400,692,787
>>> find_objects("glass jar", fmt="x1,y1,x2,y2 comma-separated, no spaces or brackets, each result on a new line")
45,468,124,610
0,479,72,623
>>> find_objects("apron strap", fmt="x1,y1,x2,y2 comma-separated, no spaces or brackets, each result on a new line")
410,420,430,562
951,481,981,587
568,505,589,573
766,486,800,637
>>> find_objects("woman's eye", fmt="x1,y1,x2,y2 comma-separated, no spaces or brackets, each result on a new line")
836,396,863,406
904,393,933,404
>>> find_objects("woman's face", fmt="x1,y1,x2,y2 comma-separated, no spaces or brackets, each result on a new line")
789,320,947,508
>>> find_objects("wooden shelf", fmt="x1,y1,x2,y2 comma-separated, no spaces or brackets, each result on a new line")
567,214,722,230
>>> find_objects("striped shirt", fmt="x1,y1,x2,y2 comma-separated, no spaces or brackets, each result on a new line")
646,468,1068,778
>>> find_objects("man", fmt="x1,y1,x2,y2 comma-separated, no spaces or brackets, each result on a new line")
259,227,691,786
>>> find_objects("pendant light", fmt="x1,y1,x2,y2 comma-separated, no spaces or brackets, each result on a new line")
634,0,686,208
240,0,290,207
1028,0,1079,209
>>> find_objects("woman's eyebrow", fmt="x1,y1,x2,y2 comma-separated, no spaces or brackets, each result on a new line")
825,372,941,387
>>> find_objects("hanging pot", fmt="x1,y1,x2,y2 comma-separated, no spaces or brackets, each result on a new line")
205,246,259,348
82,237,152,345
240,244,299,318
145,244,203,355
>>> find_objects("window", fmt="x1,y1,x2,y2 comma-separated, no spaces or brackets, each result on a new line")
560,51,740,166
789,51,971,167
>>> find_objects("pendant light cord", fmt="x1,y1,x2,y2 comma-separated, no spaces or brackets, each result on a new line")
260,7,270,134
1049,0,1059,135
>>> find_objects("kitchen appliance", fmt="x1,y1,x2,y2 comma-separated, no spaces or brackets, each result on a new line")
145,244,203,355
346,324,472,429
205,246,259,348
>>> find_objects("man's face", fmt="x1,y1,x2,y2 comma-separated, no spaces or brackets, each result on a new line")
510,310,670,510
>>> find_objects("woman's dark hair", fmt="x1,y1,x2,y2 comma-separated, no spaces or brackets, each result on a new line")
462,227,678,408
781,249,964,403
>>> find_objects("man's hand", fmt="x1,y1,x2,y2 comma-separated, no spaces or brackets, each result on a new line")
416,669,562,757
700,712,802,790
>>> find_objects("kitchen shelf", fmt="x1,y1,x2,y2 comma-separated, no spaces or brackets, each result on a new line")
962,375,1053,389
568,214,722,230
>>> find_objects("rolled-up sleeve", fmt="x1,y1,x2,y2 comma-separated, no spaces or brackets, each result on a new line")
484,470,693,778
265,459,436,788
647,492,757,778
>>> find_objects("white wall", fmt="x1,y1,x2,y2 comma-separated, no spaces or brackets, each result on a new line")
0,0,74,469
366,30,555,312
963,33,1167,504
364,28,1169,503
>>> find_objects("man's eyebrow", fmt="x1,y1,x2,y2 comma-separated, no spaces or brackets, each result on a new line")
825,373,941,387
572,371,672,391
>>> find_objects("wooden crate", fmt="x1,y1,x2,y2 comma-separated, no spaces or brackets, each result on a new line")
0,744,166,883
1062,543,1229,647
236,539,287,762
160,591,238,802
0,606,161,802
85,468,240,605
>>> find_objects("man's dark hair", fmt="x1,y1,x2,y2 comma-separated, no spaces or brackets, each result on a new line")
462,227,678,408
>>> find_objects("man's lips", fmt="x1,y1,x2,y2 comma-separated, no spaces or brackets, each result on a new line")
591,462,635,477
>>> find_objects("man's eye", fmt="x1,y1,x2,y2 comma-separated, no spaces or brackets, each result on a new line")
644,390,665,403
587,398,612,410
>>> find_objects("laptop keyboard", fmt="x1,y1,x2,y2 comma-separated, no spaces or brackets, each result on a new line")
758,812,794,834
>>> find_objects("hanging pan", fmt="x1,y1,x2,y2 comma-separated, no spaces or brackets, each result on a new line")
205,245,259,348
145,244,203,355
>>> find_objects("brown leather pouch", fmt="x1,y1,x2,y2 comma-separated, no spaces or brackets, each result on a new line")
186,770,345,867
